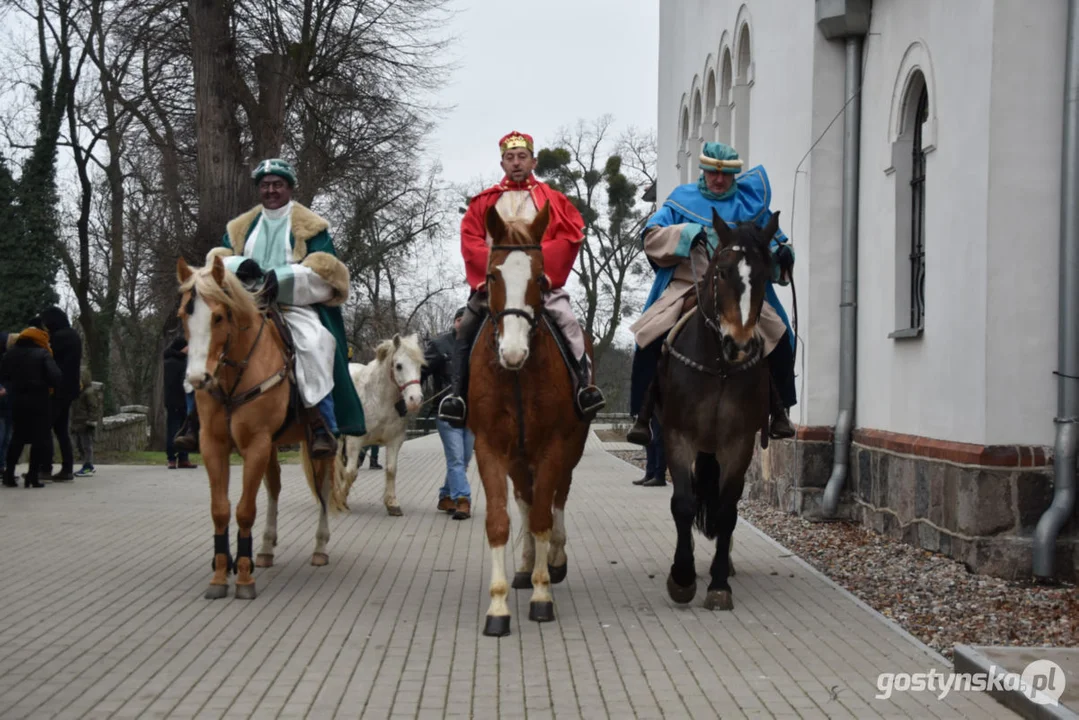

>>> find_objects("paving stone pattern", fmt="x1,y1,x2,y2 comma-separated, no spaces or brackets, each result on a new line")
0,434,1016,719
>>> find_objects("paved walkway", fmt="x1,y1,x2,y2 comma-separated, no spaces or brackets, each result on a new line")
0,433,1014,719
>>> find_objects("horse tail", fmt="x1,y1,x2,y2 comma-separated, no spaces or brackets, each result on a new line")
692,452,722,539
301,441,347,514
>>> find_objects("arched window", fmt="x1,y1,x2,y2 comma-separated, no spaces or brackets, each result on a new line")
889,70,930,337
679,106,690,184
692,91,703,155
705,69,716,143
732,23,753,164
718,49,733,144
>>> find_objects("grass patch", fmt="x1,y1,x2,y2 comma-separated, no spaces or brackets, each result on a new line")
94,449,305,466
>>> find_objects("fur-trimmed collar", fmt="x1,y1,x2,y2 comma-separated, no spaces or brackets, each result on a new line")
225,202,330,260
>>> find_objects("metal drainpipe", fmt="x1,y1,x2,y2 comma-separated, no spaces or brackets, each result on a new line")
1034,0,1079,580
821,35,863,517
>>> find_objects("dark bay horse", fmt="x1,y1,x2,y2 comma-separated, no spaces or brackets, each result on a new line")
468,202,592,637
635,209,779,611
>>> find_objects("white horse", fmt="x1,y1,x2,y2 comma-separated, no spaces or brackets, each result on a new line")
335,333,426,515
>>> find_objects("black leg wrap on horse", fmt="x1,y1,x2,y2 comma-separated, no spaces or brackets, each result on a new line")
236,533,253,570
213,531,235,574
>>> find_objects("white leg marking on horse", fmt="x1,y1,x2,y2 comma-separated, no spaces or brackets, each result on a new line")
515,497,534,572
185,295,213,385
550,508,567,567
314,469,331,555
343,435,361,482
384,440,401,509
488,544,510,617
259,495,278,556
495,252,535,366
737,256,752,328
531,532,552,603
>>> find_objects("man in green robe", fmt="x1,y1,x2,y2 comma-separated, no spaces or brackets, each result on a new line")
173,158,365,456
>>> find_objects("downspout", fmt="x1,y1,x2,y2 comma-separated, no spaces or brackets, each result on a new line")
1034,0,1079,580
821,28,866,517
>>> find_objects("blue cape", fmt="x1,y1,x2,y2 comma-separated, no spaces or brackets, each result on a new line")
639,165,794,351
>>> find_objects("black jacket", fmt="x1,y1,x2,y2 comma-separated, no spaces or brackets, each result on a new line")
0,337,62,399
421,329,455,397
163,336,189,411
39,307,82,402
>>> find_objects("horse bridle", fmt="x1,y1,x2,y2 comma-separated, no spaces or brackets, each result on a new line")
676,236,766,377
485,243,543,343
187,286,289,419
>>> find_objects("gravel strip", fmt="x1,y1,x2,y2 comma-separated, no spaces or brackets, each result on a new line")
609,448,1079,660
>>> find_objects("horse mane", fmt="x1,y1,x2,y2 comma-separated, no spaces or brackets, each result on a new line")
374,333,426,368
495,217,535,247
180,263,262,321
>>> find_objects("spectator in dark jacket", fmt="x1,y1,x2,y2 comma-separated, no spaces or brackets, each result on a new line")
421,307,473,519
71,365,103,477
164,336,196,469
0,332,11,476
1,327,62,488
38,306,82,480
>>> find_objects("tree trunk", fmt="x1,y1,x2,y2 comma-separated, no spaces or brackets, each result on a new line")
188,0,247,261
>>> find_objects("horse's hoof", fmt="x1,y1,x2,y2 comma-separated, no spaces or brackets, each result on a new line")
704,589,734,611
386,505,403,517
529,601,555,623
511,572,533,589
311,553,329,566
483,615,511,637
549,563,568,584
255,554,274,568
235,582,257,600
204,584,228,600
666,573,696,604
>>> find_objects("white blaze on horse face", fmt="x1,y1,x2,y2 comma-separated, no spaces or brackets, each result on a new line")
496,251,534,369
185,293,214,389
737,255,753,329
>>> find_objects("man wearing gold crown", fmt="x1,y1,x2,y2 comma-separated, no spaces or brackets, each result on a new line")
437,131,606,427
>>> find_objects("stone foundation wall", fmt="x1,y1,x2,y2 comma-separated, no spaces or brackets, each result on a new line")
745,428,1079,581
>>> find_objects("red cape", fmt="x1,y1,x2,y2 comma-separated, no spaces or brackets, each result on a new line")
461,176,585,291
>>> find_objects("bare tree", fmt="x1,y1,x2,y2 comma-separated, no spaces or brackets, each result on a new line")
535,116,657,364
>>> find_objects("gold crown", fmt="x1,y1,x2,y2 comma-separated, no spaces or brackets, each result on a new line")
500,133,533,154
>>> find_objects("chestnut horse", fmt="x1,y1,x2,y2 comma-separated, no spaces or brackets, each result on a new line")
634,209,779,611
468,202,592,637
177,255,345,600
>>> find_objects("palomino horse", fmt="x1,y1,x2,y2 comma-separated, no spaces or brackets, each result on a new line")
634,209,779,611
336,333,425,515
469,202,592,637
177,255,345,600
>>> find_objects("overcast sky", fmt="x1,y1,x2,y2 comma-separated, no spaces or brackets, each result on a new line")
429,0,660,187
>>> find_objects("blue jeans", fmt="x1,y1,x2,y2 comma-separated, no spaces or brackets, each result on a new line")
436,419,473,501
185,392,195,413
317,394,338,435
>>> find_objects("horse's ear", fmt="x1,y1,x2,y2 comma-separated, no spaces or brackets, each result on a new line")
177,257,193,285
376,341,391,362
530,200,551,243
393,333,401,348
711,208,734,250
485,205,508,243
761,211,781,250
211,254,226,286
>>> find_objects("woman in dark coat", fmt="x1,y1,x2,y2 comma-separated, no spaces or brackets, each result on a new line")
0,327,62,487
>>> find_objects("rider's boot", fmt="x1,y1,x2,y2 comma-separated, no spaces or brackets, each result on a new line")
573,353,605,420
769,393,796,439
309,395,338,459
437,309,481,429
173,408,201,453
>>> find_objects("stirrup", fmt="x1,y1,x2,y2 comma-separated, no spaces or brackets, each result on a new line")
437,395,467,428
626,419,652,446
576,386,605,419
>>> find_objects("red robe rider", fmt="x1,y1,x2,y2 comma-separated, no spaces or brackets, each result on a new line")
437,130,606,427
